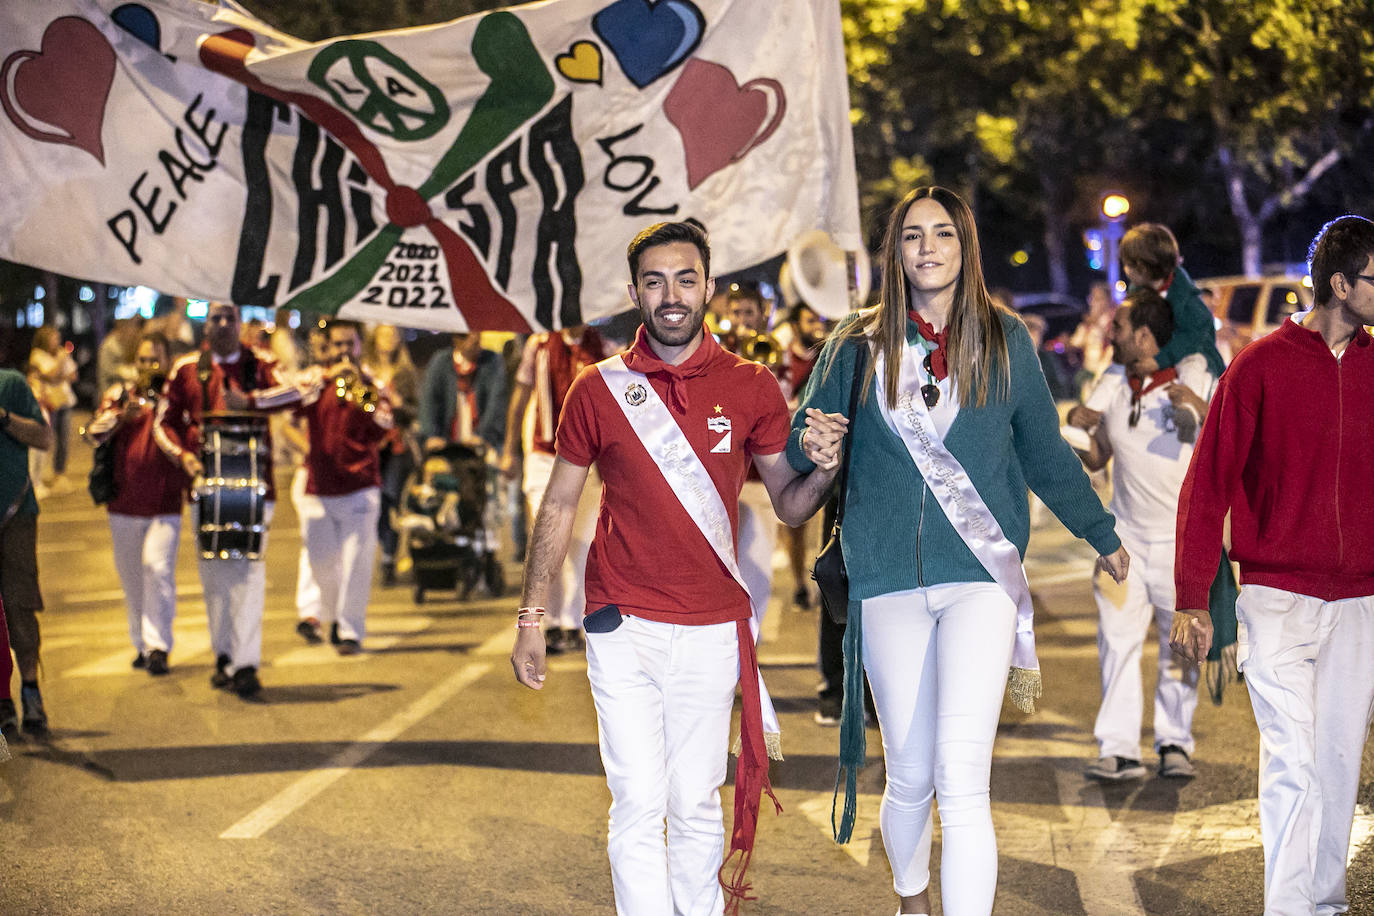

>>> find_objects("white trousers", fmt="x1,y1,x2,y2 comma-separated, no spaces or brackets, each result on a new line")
291,467,322,622
737,480,778,622
298,486,381,642
1092,535,1198,758
523,451,599,631
586,614,740,916
108,511,181,654
198,501,273,674
862,583,1017,914
1237,585,1374,916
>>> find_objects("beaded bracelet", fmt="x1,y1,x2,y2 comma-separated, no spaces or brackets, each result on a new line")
515,619,543,629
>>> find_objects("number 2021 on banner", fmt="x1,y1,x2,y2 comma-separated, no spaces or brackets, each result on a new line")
361,248,451,309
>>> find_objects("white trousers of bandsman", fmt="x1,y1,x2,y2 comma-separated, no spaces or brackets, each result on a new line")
198,501,274,674
296,485,381,643
108,512,181,656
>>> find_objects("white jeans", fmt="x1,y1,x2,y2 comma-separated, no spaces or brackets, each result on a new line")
298,486,381,642
862,583,1017,914
737,480,778,622
108,512,181,655
1237,585,1374,916
523,451,599,630
1092,535,1198,758
198,501,273,674
291,466,322,623
586,614,740,916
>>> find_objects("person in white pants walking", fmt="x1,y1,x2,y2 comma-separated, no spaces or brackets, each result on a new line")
1067,289,1216,782
1173,215,1374,915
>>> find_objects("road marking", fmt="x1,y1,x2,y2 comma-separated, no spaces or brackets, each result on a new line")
220,661,493,839
63,629,214,678
1029,568,1093,588
56,585,204,607
798,792,882,866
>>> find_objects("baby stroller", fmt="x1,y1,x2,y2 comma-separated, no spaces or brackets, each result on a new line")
397,442,505,603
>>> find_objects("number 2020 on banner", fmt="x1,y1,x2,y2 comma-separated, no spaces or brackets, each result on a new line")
362,253,451,309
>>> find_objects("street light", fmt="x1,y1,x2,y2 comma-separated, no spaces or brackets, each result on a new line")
1100,192,1130,302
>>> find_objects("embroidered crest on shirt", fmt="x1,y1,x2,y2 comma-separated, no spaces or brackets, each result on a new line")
624,383,647,407
707,412,732,453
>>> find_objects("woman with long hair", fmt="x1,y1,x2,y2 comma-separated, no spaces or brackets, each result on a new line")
26,325,77,497
790,186,1129,915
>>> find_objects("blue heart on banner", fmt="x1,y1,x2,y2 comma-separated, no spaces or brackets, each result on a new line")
592,0,705,89
111,3,163,51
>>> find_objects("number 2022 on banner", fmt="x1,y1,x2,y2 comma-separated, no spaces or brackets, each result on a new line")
361,244,451,309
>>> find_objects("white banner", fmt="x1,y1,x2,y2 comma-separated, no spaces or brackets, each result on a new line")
0,0,860,332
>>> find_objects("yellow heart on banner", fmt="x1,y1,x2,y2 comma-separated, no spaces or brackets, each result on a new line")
556,40,603,85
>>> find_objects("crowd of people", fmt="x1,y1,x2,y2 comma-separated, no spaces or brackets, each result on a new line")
0,199,1370,916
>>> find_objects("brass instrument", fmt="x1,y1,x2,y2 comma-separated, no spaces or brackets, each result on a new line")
738,329,783,369
334,366,381,413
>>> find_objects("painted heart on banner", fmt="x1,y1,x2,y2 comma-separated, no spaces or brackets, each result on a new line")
664,59,787,190
556,40,603,84
0,17,116,165
592,0,704,89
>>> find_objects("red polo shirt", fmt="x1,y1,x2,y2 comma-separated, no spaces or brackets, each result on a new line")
299,376,394,497
556,328,790,625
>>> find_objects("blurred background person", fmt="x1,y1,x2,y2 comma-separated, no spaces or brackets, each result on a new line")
149,298,197,360
419,332,508,455
85,330,186,675
778,302,828,609
96,317,143,396
1070,281,1116,395
26,326,77,497
362,324,420,586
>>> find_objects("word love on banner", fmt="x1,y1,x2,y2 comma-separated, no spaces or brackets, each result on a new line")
0,0,859,333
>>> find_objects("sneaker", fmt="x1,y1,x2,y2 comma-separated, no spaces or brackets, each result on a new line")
296,617,323,644
1159,745,1196,779
20,684,48,735
210,653,232,689
814,695,842,727
146,649,169,676
336,638,362,656
132,652,147,669
329,622,341,646
231,666,262,698
380,561,397,587
0,698,18,741
793,586,812,610
1085,756,1147,782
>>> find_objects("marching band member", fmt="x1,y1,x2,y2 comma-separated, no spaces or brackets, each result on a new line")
155,303,307,698
87,331,187,675
511,220,842,915
501,325,606,653
293,320,394,654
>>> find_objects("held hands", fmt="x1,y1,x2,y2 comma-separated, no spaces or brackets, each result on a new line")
1165,383,1207,416
1066,405,1103,431
1096,545,1130,584
1169,610,1213,665
801,407,849,472
511,626,547,689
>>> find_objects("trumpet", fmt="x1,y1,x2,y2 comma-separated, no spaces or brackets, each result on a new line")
333,366,381,412
738,329,783,369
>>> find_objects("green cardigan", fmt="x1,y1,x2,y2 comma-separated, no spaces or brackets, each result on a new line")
787,311,1122,593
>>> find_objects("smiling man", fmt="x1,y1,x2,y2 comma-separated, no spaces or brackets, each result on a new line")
510,220,845,915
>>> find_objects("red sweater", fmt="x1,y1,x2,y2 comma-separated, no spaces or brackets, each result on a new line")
1175,318,1374,608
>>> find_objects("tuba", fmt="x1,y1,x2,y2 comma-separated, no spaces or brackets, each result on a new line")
778,229,872,319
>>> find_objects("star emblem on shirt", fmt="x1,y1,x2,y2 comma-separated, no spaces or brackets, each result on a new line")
713,404,722,413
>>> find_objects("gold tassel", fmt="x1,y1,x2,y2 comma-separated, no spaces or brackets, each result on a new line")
731,731,785,762
1007,666,1042,714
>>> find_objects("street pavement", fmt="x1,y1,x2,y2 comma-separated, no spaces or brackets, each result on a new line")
3,444,1374,915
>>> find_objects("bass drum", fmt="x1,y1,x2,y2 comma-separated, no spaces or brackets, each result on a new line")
196,411,269,560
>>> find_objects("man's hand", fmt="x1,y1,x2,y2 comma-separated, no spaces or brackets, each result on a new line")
1169,609,1213,665
1096,545,1130,584
223,387,251,410
511,628,547,689
1066,404,1103,431
180,450,203,479
801,407,849,471
1166,383,1208,416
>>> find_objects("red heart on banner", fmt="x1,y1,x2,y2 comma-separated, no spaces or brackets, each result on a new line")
664,58,787,191
0,17,116,165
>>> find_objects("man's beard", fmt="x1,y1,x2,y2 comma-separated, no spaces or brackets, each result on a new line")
643,304,704,348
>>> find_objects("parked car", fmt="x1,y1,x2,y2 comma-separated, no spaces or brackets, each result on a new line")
1196,274,1311,361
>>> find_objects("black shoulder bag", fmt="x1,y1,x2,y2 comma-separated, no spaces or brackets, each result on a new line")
811,344,869,626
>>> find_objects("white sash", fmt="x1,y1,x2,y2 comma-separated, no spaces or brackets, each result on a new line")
598,355,782,749
874,340,1042,711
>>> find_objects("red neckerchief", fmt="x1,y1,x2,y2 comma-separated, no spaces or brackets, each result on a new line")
1127,367,1177,403
907,310,949,381
619,324,717,413
1159,270,1175,295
